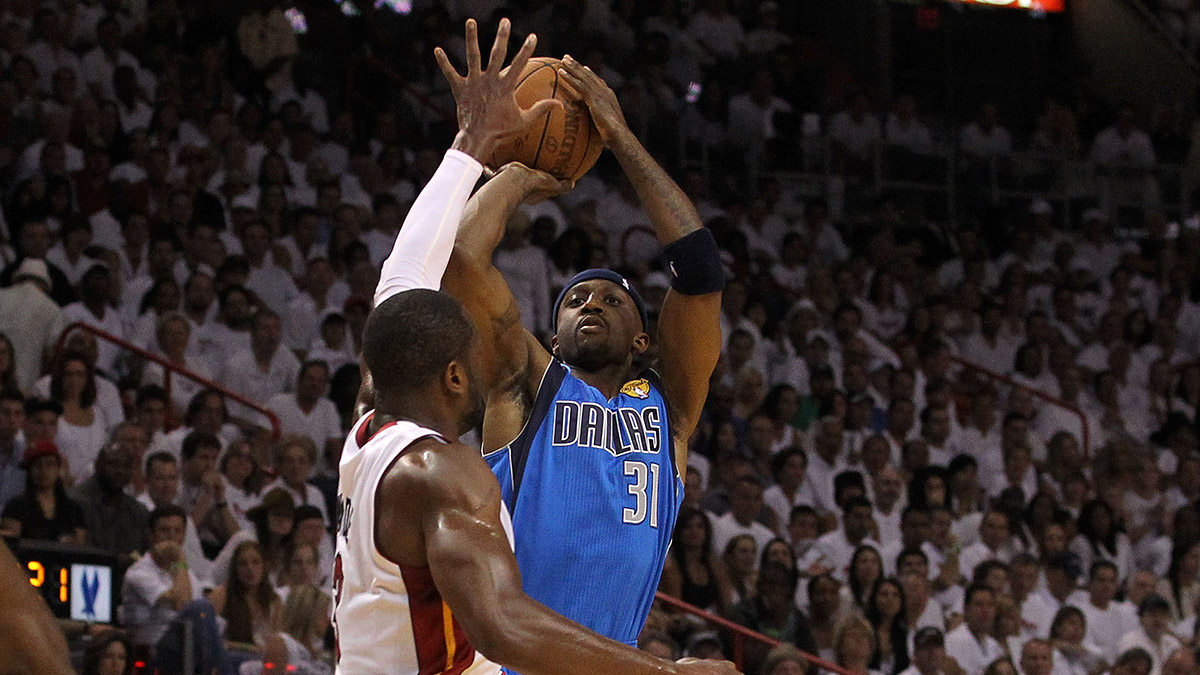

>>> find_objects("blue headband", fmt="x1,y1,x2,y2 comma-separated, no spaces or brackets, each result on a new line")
553,269,648,330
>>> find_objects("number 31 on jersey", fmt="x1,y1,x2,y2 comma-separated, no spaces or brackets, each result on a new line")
622,460,659,528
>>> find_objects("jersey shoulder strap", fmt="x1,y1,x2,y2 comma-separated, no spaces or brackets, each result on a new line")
506,359,567,505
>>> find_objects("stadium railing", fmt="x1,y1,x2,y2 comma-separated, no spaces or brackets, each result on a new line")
653,591,856,675
55,321,282,442
949,354,1090,460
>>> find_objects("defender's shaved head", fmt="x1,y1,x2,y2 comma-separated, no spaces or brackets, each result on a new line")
363,289,475,392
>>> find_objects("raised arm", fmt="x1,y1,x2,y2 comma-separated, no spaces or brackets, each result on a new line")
377,442,737,675
559,57,724,474
443,166,568,449
357,18,559,416
372,17,558,307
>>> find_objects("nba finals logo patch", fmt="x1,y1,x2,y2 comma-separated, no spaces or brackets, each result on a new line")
621,379,651,399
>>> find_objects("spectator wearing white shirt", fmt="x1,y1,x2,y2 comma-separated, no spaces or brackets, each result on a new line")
872,466,907,548
148,389,241,461
959,103,1013,159
987,443,1039,502
886,96,934,156
79,16,142,101
282,257,348,352
180,270,220,348
277,208,329,278
216,439,260,533
0,259,65,394
260,434,328,526
959,302,1020,376
23,8,79,95
686,0,744,60
726,70,793,159
220,311,300,428
899,626,950,675
203,285,255,373
830,93,882,174
112,65,152,134
118,505,203,650
815,496,883,582
800,198,850,264
710,476,776,559
1090,108,1156,172
140,312,214,415
1117,595,1182,675
1019,639,1054,675
805,415,850,516
921,404,962,468
945,585,1006,675
305,311,356,374
1071,210,1130,284
121,234,180,321
737,197,788,265
959,510,1022,581
882,509,939,578
1071,499,1134,584
763,447,815,535
265,361,342,478
45,217,98,286
32,331,124,435
745,2,790,55
240,220,299,315
1079,560,1140,664
1089,109,1159,217
62,261,128,377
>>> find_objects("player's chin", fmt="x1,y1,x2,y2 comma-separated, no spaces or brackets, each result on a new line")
562,341,616,371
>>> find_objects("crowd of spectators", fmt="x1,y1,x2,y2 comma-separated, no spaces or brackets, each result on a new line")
1,0,1200,675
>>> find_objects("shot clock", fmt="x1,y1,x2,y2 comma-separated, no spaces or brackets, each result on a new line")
10,540,118,624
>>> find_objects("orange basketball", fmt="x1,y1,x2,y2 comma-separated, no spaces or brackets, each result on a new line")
489,57,603,182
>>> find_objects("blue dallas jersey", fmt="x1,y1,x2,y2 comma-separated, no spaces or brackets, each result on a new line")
485,360,682,654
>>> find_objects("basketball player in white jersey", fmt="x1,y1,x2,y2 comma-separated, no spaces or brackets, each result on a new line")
333,18,738,675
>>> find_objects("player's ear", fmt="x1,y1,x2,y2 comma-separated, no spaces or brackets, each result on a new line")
631,331,650,355
550,334,559,356
444,360,467,394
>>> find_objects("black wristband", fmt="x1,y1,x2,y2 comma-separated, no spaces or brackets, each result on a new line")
663,228,725,295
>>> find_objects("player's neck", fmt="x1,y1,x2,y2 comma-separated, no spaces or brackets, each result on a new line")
373,391,462,440
572,362,635,399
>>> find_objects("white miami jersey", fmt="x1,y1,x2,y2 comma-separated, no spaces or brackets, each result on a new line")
333,412,512,675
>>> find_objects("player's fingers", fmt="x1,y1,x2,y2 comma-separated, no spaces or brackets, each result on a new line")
465,19,481,75
561,55,595,82
434,48,462,92
521,98,563,124
557,68,591,103
566,55,605,90
560,57,599,94
560,54,584,77
504,32,538,84
487,17,510,73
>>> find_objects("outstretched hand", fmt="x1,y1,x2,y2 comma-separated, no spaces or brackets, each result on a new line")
435,18,562,162
558,54,631,147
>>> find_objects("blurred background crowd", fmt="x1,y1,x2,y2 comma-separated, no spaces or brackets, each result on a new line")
3,0,1200,674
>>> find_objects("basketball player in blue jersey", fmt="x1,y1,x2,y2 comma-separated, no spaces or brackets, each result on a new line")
441,54,724,656
337,18,736,675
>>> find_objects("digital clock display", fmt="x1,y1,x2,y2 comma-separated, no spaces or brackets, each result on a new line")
10,540,117,624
